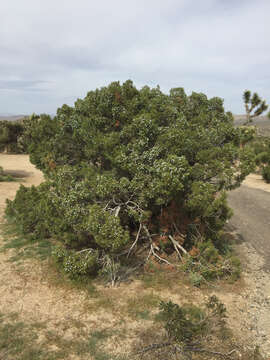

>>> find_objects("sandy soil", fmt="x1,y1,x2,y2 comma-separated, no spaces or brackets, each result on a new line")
0,154,43,218
243,173,270,193
0,154,270,358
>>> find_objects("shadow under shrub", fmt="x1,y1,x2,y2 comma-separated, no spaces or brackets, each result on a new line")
0,166,16,182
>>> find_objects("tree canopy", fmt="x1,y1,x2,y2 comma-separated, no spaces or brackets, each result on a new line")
6,81,255,280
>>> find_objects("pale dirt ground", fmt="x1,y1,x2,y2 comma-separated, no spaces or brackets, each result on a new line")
0,154,270,358
243,173,270,193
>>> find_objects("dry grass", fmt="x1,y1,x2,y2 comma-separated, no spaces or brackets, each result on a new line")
0,154,268,359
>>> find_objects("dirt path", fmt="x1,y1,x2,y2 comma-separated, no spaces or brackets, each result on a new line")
228,185,270,271
0,154,43,218
242,173,270,194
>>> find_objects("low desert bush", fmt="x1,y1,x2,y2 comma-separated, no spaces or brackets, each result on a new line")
136,296,232,359
6,81,255,281
182,240,241,286
158,295,227,344
5,184,56,237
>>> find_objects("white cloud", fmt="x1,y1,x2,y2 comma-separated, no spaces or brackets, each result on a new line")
0,0,269,114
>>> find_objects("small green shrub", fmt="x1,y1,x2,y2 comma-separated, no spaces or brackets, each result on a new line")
137,295,265,359
158,295,226,344
5,184,55,237
262,165,270,183
159,301,206,343
256,151,270,165
182,240,241,285
188,272,204,287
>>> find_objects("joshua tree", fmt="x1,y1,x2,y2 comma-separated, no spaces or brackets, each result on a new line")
243,90,268,125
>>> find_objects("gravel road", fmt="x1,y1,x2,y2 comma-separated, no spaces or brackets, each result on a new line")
228,185,270,272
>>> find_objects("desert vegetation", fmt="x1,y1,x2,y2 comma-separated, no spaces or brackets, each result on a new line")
242,90,268,125
5,81,256,284
1,82,269,359
136,296,239,359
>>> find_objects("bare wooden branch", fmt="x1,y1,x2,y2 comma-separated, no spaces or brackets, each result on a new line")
77,248,94,254
126,200,145,215
103,200,112,210
142,225,178,266
168,235,183,261
135,342,172,355
174,345,192,359
150,244,173,266
146,247,152,262
169,235,188,255
142,225,153,242
186,347,237,357
114,205,121,217
127,223,142,257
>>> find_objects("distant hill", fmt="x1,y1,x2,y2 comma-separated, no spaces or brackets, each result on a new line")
234,115,269,126
233,115,270,136
0,114,269,136
0,115,27,122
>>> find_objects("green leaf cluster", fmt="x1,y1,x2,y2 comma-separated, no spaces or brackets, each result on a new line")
52,246,99,278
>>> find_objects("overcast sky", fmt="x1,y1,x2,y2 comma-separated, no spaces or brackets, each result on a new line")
0,0,269,115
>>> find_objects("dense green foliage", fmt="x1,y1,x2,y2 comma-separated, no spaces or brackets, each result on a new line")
6,81,256,279
0,120,25,153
